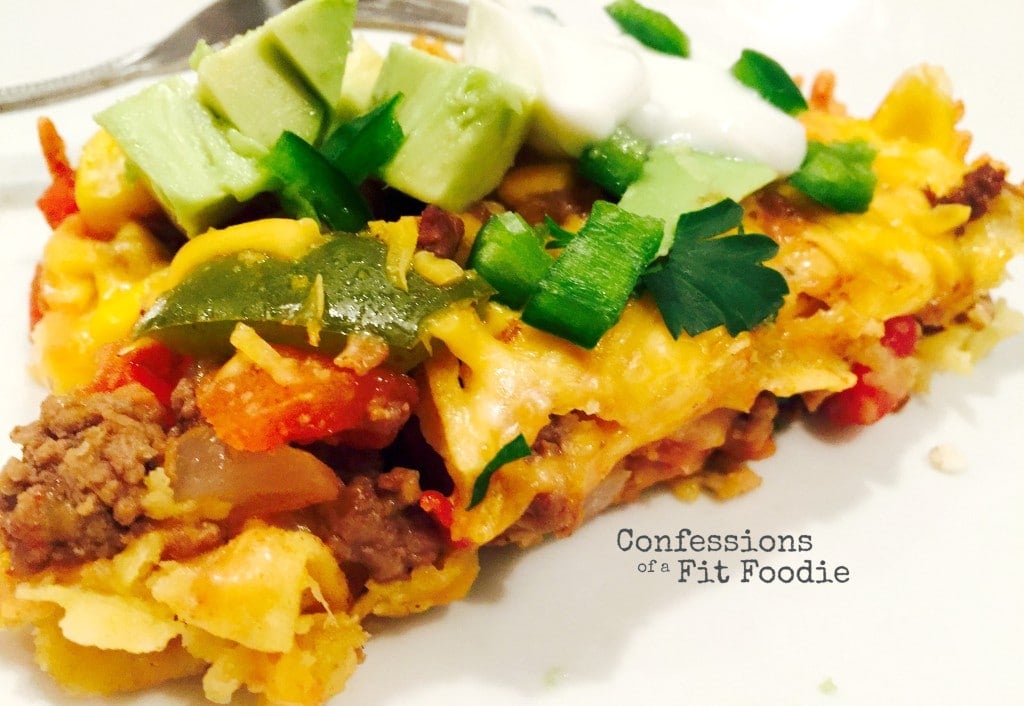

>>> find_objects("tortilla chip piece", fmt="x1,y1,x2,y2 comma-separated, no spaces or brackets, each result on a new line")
184,614,367,705
33,617,204,695
356,548,480,618
15,584,180,653
700,465,763,500
148,522,349,653
0,551,55,626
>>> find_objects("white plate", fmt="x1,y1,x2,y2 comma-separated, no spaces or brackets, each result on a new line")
1,2,1022,705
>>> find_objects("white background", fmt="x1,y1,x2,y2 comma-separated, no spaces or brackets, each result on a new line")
0,1,1022,705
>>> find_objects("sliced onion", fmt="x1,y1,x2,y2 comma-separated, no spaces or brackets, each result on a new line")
167,426,342,517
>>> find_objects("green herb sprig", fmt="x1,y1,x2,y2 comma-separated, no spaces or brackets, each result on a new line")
643,199,789,337
469,434,532,509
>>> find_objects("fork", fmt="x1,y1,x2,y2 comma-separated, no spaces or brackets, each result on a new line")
0,0,467,113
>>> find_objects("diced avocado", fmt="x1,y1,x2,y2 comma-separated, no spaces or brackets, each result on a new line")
619,144,777,254
265,0,358,114
193,0,358,148
336,38,385,119
371,44,533,211
95,77,268,236
195,29,326,148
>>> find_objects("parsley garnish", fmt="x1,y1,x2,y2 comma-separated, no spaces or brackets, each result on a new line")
730,49,808,116
469,434,532,509
642,199,789,337
467,201,786,347
605,0,690,58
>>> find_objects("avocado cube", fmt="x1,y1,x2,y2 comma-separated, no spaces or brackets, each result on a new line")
193,0,359,148
620,144,778,253
371,44,533,212
266,0,358,114
195,29,326,148
95,77,268,236
336,38,385,119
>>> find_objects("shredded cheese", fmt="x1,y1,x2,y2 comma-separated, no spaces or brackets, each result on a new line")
228,323,300,386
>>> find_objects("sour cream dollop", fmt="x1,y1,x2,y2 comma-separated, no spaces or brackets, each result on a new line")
463,0,648,156
462,0,807,175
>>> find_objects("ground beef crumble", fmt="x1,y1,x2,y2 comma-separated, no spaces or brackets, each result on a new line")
416,204,464,259
925,162,1006,224
497,398,783,544
311,466,445,585
168,374,201,434
1,379,446,585
0,383,166,575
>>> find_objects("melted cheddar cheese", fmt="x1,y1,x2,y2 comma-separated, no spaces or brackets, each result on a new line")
418,67,1024,545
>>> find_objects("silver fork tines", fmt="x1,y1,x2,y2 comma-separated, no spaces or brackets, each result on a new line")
0,0,467,113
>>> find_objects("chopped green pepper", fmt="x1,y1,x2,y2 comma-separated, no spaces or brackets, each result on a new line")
320,93,405,185
604,0,690,58
467,211,553,309
730,49,808,116
578,126,650,198
788,139,878,213
521,201,663,349
540,215,576,250
262,130,371,232
134,232,493,368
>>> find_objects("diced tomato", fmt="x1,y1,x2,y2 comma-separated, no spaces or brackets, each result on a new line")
419,490,471,549
89,340,191,408
196,346,418,452
37,179,78,229
822,315,920,426
419,490,455,528
35,117,79,228
820,363,902,426
880,315,920,358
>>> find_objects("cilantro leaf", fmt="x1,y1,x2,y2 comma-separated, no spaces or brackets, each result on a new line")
468,434,532,509
642,199,789,337
605,0,690,58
